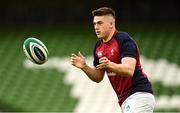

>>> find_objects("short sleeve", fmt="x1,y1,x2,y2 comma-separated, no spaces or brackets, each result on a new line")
121,38,137,58
116,32,137,59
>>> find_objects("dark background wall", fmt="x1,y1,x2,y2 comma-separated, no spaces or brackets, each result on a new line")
0,0,179,25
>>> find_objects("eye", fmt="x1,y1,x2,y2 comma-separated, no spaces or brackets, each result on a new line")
97,21,103,25
93,21,103,27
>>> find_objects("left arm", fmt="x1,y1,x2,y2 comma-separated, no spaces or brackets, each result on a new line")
96,57,136,77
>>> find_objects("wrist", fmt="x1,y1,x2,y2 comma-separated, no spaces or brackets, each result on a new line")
81,63,88,70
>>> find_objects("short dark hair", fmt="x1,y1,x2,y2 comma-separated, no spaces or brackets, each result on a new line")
92,7,115,18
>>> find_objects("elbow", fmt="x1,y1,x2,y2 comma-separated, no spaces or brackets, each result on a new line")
92,73,104,83
127,71,134,77
120,67,134,77
123,65,135,77
126,69,134,77
93,77,103,83
94,80,101,83
94,79,102,83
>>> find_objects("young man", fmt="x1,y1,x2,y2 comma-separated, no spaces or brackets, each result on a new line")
71,7,155,113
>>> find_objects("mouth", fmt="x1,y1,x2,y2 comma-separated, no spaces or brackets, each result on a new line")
96,31,101,35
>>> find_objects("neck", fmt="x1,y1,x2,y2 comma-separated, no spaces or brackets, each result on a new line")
103,28,116,42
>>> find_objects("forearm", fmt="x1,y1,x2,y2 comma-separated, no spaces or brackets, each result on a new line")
81,64,105,83
107,61,134,77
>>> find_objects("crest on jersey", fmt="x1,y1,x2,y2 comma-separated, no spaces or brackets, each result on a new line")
97,51,103,57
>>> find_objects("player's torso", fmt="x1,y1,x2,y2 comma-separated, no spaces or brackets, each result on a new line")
95,37,132,97
94,32,153,106
96,37,120,66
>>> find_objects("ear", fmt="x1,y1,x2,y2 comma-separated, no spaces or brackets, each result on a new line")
109,22,113,29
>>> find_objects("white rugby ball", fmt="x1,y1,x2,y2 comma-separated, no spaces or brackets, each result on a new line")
23,37,49,64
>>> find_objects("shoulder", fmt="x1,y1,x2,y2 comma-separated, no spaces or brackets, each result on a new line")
115,31,133,42
93,39,102,53
115,32,138,58
115,31,137,49
115,31,136,48
94,39,102,48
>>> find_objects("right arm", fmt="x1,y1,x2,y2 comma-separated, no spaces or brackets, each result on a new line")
71,52,105,83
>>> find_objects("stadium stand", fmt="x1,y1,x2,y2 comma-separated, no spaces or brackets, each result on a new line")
0,24,179,112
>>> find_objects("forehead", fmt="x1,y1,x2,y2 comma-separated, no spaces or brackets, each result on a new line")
93,15,114,23
93,16,107,22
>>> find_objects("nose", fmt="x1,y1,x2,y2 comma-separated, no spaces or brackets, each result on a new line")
94,24,99,30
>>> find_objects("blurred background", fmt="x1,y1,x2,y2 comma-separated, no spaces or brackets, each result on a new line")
0,0,180,112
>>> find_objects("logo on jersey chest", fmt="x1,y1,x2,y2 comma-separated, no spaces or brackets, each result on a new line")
97,48,115,58
97,51,103,58
107,72,117,76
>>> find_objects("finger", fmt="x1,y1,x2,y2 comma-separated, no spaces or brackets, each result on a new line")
99,57,107,61
99,59,106,64
71,55,78,62
71,57,75,61
71,59,77,66
71,56,75,60
71,56,77,60
78,51,84,58
71,62,76,66
96,64,104,69
72,53,78,57
96,65,102,69
71,58,76,62
99,57,108,63
71,60,75,65
99,58,108,64
97,60,109,68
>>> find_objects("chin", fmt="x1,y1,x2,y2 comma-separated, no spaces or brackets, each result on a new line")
97,36,103,39
96,35,102,39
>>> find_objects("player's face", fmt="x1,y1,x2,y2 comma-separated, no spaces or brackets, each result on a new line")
93,16,113,39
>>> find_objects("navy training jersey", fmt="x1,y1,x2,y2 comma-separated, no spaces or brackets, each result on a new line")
93,31,153,106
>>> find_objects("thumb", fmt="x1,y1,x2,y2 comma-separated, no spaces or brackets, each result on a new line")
78,51,84,58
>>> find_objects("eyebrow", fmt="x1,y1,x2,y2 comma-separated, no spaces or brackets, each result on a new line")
93,21,103,25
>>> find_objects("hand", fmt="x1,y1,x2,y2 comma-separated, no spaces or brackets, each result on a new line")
96,57,110,69
71,51,86,69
